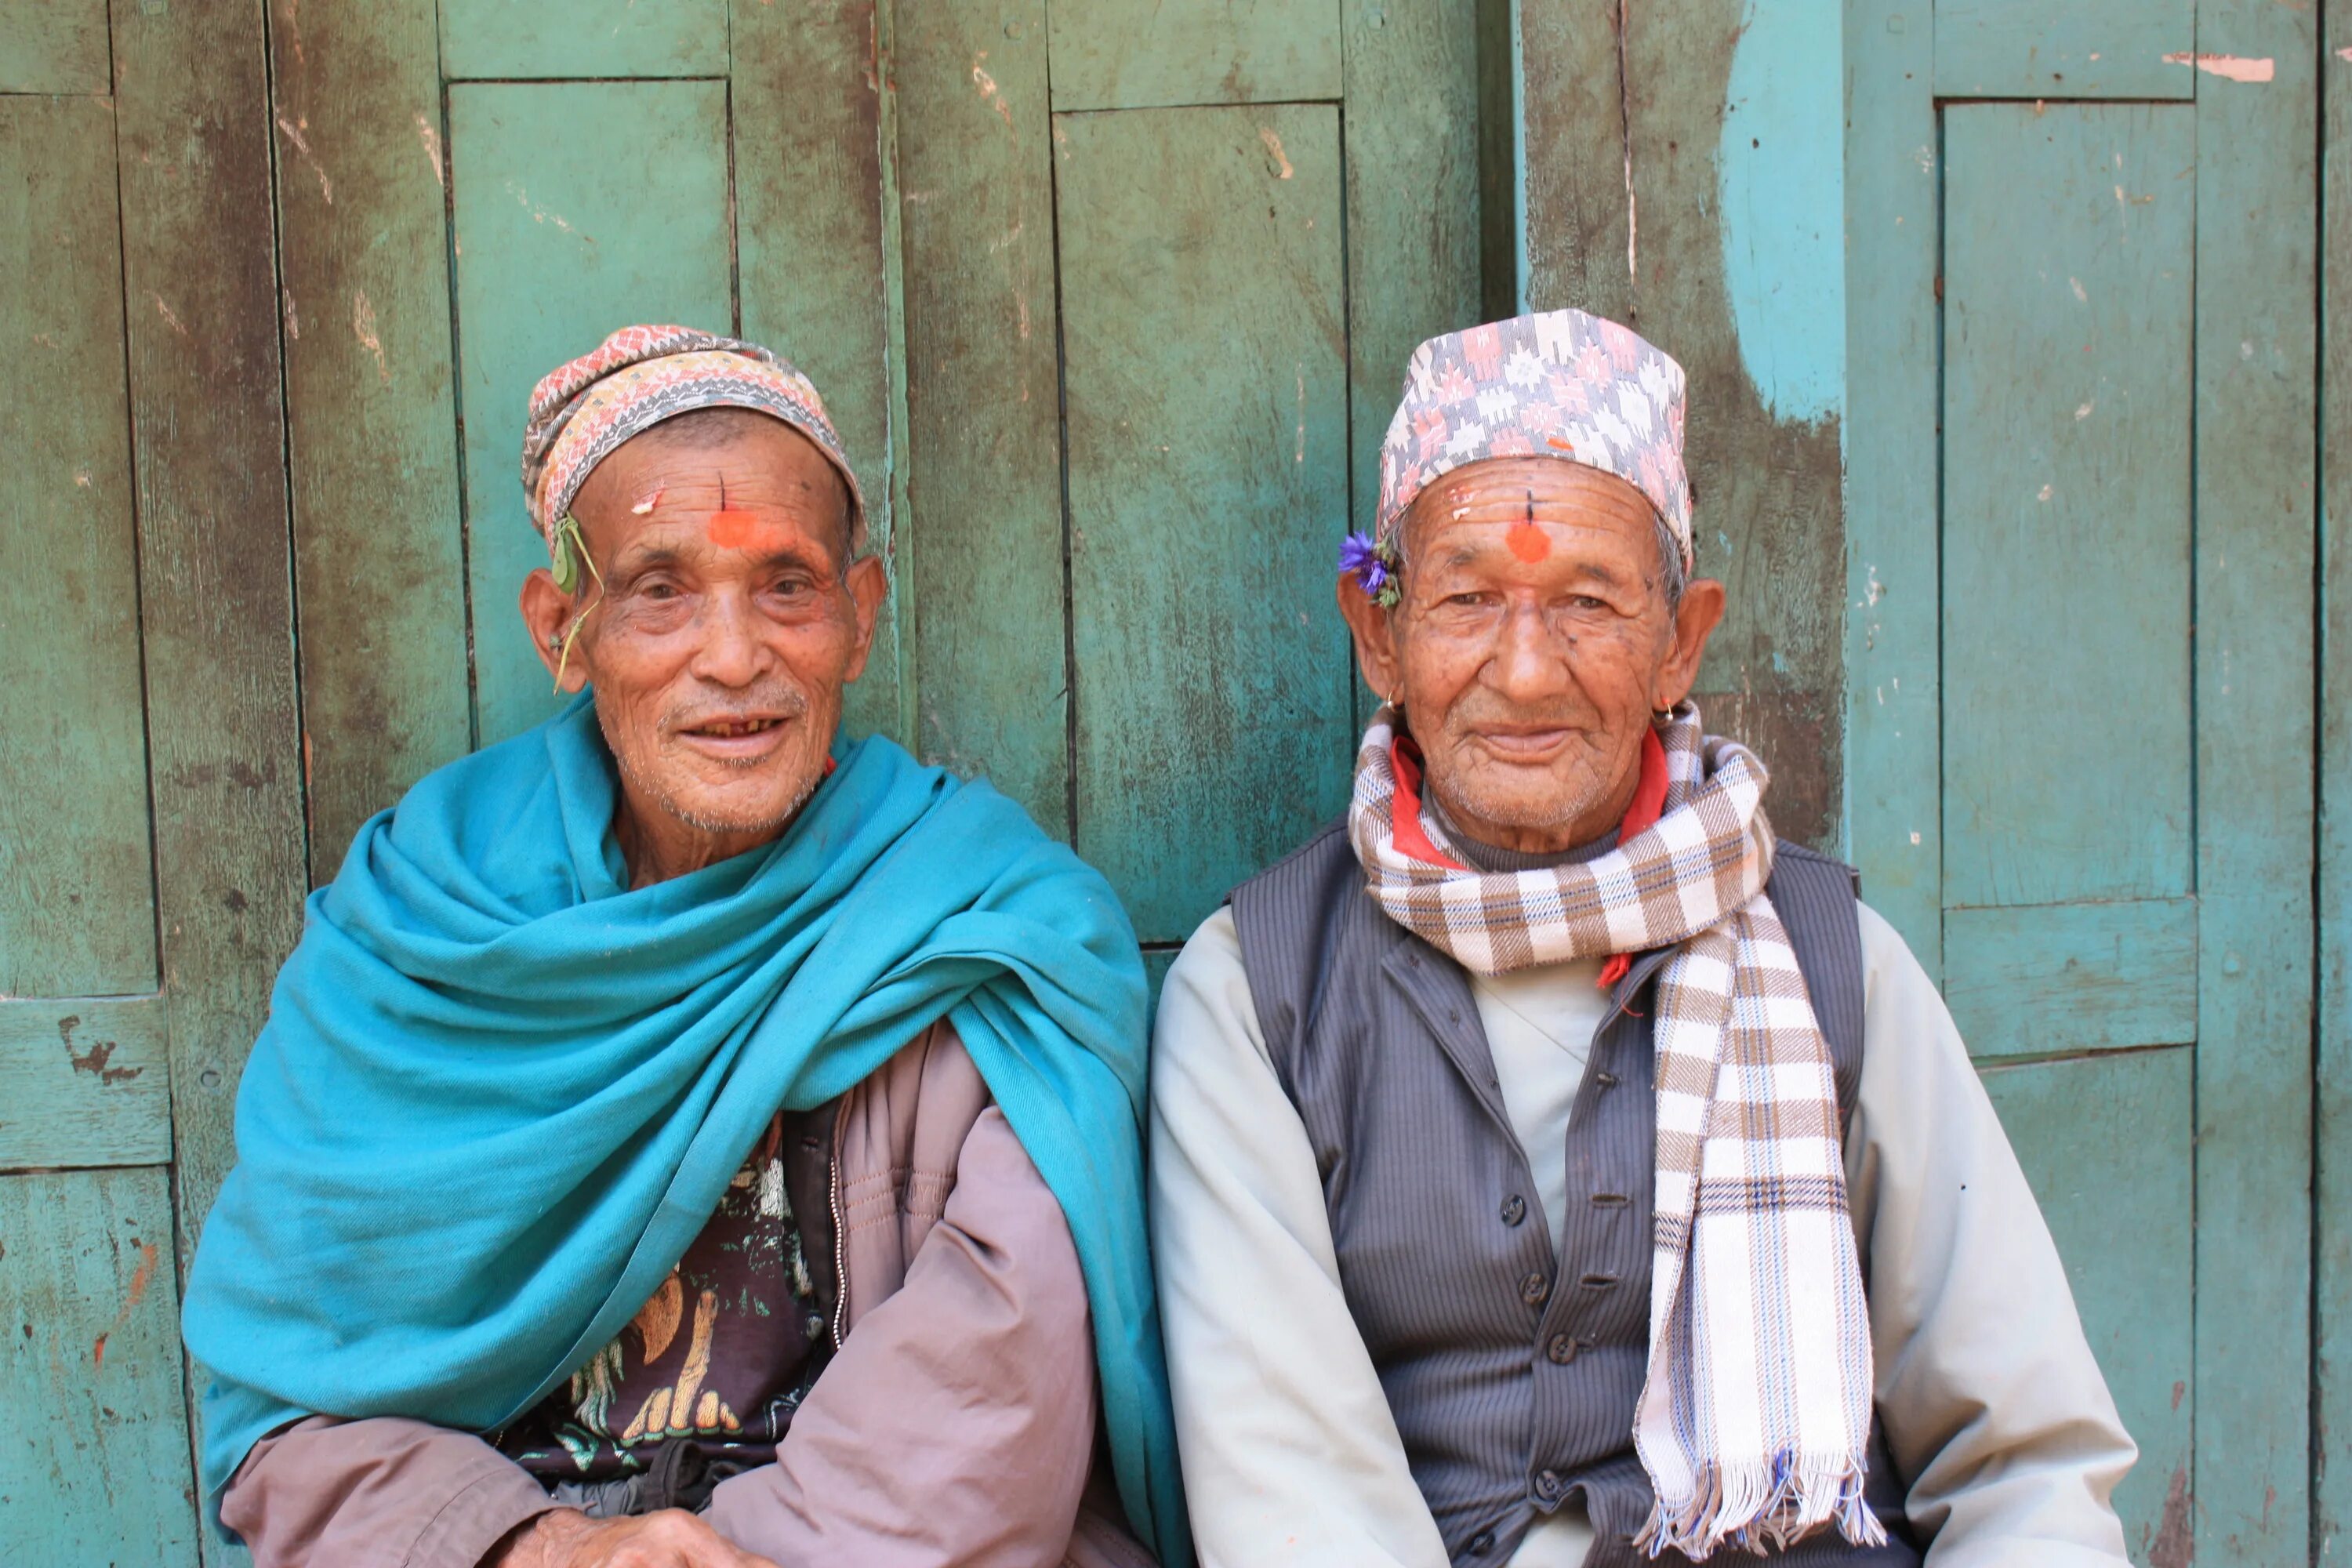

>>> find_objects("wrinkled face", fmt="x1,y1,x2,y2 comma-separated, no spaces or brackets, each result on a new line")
1339,456,1721,854
521,414,884,869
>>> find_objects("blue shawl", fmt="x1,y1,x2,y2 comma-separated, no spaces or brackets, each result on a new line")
182,695,1189,1565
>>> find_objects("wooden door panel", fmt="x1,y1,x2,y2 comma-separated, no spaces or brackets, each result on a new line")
439,0,730,81
0,998,173,1169
2,0,109,93
1941,103,2194,911
1980,1050,2194,1556
0,1168,201,1562
1059,104,1353,944
449,79,735,747
1934,0,2196,100
1048,0,1342,111
0,96,159,998
1943,898,2198,1059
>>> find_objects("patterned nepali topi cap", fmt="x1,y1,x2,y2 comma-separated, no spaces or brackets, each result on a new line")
1372,307,1690,572
518,325,866,568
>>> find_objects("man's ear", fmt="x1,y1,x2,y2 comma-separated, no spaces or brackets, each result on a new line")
840,554,891,684
1656,576,1726,710
519,568,590,692
1335,572,1401,703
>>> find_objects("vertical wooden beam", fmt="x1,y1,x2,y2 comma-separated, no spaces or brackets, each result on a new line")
113,1,307,1556
1521,0,1634,322
1841,0,1940,969
2190,0,2320,1556
736,0,906,747
270,0,470,870
891,0,1069,833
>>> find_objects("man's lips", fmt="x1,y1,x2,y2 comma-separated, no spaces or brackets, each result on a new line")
1468,726,1576,761
673,713,797,758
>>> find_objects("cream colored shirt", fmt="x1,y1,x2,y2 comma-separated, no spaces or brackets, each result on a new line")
1149,902,2135,1568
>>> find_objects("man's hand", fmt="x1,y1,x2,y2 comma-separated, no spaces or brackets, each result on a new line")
485,1508,782,1568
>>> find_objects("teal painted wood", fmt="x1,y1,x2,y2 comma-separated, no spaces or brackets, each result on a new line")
1980,1049,2194,1560
893,0,1072,833
0,0,108,93
0,997,171,1171
1944,899,2198,1061
1940,103,2194,911
1933,0,2194,100
437,0,727,80
0,1169,200,1565
270,0,472,876
449,80,734,748
2188,0,2318,1552
736,0,905,750
0,95,159,1000
1519,0,1632,324
1058,105,1354,944
1143,949,1181,1034
1841,0,1942,974
1047,0,1342,111
2315,11,2352,1558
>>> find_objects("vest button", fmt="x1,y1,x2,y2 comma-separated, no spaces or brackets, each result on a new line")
1546,1333,1577,1363
1468,1530,1497,1555
1594,1069,1621,1087
1536,1468,1565,1501
1501,1194,1527,1225
1519,1272,1549,1306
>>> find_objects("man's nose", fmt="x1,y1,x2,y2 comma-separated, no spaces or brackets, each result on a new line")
1486,600,1570,702
689,591,767,686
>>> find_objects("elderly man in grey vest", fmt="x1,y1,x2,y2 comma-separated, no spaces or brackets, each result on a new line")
1149,309,2135,1567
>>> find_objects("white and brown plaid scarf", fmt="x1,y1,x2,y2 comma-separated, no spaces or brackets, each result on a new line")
1348,702,1886,1557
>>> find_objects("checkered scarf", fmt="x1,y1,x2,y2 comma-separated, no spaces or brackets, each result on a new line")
1348,702,1886,1557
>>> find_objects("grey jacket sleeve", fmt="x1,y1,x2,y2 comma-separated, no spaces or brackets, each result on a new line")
1846,902,2136,1566
221,1413,557,1568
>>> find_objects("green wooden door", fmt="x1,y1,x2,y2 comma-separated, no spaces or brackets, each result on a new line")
2,0,1480,1558
1848,0,2317,1562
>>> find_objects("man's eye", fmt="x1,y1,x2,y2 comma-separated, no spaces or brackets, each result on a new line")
640,580,681,601
1569,594,1608,612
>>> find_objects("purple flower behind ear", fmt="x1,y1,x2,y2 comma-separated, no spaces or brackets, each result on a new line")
1340,532,1400,606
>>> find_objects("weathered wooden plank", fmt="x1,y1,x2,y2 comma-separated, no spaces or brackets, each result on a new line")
1047,0,1342,111
1941,103,2194,910
892,0,1070,831
437,0,728,81
114,0,309,1277
1979,1048,2194,1562
0,1169,199,1564
1142,948,1180,1032
2315,13,2352,1558
0,95,158,999
2189,0,2318,1552
0,0,107,94
1841,0,1942,973
0,996,171,1171
735,0,904,748
1934,0,2195,100
1943,898,2197,1060
270,0,470,876
449,80,734,748
1524,0,1847,848
1058,105,1353,943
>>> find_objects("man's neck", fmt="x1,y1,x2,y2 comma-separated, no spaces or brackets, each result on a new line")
614,798,791,888
1426,791,1620,874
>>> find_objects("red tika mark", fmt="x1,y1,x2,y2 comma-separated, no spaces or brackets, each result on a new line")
1506,521,1551,563
706,509,786,554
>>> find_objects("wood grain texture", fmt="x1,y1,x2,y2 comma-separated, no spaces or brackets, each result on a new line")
735,0,905,748
1524,0,1846,850
1944,898,2197,1060
893,0,1070,831
270,0,471,877
448,80,734,748
1841,0,1941,974
2189,0,2318,1552
0,1169,199,1565
0,95,159,999
1047,0,1342,111
1058,105,1354,942
0,0,108,93
0,997,171,1171
1940,103,2194,911
437,0,728,80
2316,9,2352,1557
1933,0,2194,100
113,0,308,1287
1980,1048,2194,1559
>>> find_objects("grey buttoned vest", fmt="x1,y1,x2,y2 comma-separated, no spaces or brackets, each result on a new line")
1230,822,1920,1567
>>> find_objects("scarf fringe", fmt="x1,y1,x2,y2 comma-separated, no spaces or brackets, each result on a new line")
1632,1455,1889,1560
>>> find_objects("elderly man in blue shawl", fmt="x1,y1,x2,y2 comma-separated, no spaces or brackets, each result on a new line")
181,326,1184,1568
